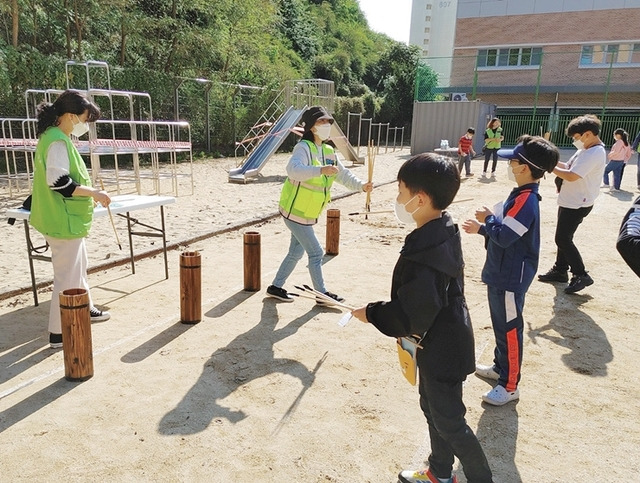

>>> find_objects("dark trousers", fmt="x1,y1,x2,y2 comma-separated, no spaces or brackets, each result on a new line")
418,372,493,482
487,286,524,392
458,153,472,175
483,148,498,173
553,205,593,275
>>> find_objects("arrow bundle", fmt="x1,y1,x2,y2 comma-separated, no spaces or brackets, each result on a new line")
290,284,356,311
365,140,375,219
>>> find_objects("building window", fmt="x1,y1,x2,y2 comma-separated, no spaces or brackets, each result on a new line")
580,43,640,66
424,27,430,33
477,47,542,69
425,16,431,22
423,50,429,56
423,39,429,44
426,3,432,9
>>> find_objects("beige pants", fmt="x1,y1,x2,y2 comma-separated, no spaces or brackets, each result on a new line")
45,236,93,334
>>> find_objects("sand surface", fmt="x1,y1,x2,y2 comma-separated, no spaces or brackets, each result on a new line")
1,149,639,482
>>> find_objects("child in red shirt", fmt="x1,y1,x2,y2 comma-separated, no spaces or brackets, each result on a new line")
458,127,476,177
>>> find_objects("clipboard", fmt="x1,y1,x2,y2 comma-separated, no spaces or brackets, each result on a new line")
396,336,421,386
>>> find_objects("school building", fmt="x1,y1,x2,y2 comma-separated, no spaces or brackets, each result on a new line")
415,0,640,145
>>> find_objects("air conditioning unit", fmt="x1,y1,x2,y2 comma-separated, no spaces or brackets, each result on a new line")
451,93,468,101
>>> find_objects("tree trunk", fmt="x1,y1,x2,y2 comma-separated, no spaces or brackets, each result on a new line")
120,23,127,66
164,35,179,73
74,1,83,59
65,0,72,58
31,1,38,48
11,0,19,47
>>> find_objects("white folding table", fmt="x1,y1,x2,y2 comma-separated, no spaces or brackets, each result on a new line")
5,194,175,305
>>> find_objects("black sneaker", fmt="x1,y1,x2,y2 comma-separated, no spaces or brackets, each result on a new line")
266,285,294,302
538,268,569,283
316,291,345,306
90,307,111,322
49,333,63,349
564,273,594,294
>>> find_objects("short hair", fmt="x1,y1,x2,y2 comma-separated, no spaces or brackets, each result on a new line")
397,153,460,210
566,114,601,137
467,127,475,134
512,135,559,180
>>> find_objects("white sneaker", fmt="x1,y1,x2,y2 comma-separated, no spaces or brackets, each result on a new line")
481,172,487,178
475,364,499,380
482,385,519,406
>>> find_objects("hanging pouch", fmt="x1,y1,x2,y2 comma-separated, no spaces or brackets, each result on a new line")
396,336,422,386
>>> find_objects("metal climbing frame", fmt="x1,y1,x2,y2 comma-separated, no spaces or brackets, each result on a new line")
0,60,194,199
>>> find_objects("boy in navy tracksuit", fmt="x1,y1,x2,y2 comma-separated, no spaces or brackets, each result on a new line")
352,154,493,483
463,136,559,406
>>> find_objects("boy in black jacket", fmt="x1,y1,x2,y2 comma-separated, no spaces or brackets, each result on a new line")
616,196,640,277
352,153,492,483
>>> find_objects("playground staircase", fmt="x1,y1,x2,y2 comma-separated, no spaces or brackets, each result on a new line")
228,105,305,183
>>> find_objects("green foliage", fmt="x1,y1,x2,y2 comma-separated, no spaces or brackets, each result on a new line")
415,62,440,102
376,43,422,129
334,96,364,128
0,0,427,149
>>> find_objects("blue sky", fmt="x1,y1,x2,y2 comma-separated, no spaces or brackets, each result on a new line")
358,0,412,44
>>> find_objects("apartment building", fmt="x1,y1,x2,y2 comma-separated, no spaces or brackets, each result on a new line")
448,0,640,110
409,0,459,86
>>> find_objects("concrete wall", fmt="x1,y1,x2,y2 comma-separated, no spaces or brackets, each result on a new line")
411,100,496,154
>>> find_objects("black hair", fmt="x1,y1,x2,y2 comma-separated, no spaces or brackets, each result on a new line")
301,129,315,143
614,128,629,146
36,89,100,135
513,135,559,180
397,153,460,210
467,127,475,134
566,114,601,137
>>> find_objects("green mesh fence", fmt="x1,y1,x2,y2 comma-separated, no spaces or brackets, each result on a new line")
417,48,640,147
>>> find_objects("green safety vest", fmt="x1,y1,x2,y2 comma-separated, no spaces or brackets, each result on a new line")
30,126,94,239
485,127,503,150
278,140,337,225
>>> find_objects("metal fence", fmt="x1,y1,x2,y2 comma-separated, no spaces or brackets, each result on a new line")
496,111,640,148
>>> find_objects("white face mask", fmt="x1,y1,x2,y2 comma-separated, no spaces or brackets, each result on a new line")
394,195,419,224
71,115,90,137
572,138,584,150
507,162,516,182
313,123,332,141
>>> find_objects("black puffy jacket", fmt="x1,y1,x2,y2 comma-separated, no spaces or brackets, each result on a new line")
366,212,476,381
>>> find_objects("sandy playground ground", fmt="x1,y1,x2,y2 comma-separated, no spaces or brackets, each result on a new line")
0,149,639,482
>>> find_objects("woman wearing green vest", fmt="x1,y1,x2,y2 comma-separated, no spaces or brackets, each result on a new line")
31,90,112,348
482,117,504,177
266,106,373,303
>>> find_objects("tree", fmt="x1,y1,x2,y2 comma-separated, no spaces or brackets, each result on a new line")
375,43,422,128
